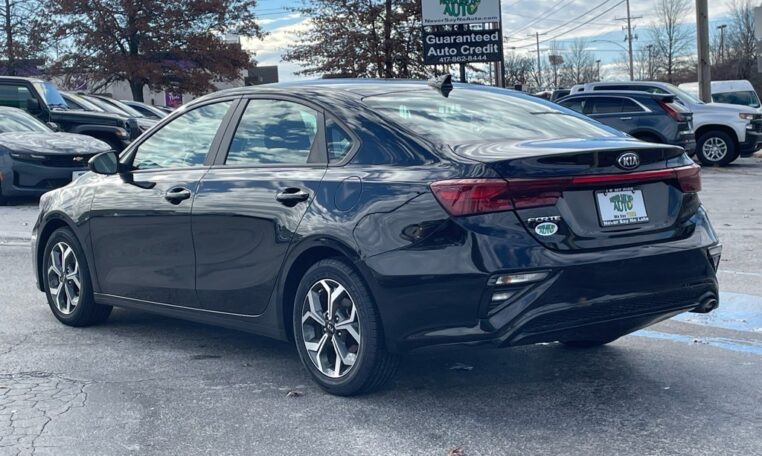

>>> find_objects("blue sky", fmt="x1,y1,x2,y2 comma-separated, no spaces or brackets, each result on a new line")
248,0,737,81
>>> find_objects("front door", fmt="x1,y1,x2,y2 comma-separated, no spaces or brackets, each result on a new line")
192,97,327,315
89,99,237,305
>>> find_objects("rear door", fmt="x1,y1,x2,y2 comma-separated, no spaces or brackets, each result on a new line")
585,97,629,132
191,96,327,315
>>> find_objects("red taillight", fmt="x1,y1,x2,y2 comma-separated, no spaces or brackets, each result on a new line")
430,164,701,216
658,99,686,122
429,179,514,216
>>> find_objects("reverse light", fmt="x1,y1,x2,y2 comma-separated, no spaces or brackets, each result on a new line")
490,271,549,286
430,164,702,216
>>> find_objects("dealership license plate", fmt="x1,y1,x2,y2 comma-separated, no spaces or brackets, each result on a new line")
596,188,649,226
72,170,88,181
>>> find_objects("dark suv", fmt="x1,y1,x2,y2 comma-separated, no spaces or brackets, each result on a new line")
0,77,138,151
558,91,696,155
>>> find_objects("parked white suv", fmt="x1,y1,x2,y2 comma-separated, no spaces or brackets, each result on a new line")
570,81,762,166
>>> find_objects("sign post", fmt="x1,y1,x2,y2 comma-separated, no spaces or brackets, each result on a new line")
420,0,504,87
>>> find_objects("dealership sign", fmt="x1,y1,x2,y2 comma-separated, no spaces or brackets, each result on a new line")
421,0,501,26
423,29,502,65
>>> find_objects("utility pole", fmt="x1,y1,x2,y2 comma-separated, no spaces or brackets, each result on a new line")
530,32,547,90
595,60,601,81
717,24,727,64
615,0,641,81
646,44,654,80
696,0,711,102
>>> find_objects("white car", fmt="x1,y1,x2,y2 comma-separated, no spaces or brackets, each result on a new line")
679,80,761,112
570,81,762,166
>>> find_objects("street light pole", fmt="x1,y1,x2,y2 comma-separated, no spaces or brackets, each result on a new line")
625,0,634,80
717,24,727,64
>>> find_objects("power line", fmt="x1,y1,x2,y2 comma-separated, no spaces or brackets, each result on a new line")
512,0,627,49
507,0,576,37
540,0,617,36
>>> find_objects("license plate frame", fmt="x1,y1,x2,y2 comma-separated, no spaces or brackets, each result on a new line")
595,187,649,227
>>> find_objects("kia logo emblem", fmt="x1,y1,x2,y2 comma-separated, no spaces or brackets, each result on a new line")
617,152,640,170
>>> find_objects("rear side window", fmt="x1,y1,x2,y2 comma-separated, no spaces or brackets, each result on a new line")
226,99,319,165
589,97,623,114
326,120,353,162
620,99,645,113
558,99,585,113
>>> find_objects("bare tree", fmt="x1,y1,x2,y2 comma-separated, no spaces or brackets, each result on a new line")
503,52,535,88
559,38,596,86
726,0,756,78
649,0,694,83
0,0,44,75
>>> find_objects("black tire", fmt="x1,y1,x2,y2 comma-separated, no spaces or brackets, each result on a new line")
42,228,112,326
293,258,398,396
696,130,737,166
561,337,619,348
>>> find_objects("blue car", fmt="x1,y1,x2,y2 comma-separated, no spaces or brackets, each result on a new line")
32,77,721,395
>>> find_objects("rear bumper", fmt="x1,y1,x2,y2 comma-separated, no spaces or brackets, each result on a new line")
364,206,720,353
673,133,695,155
739,130,762,156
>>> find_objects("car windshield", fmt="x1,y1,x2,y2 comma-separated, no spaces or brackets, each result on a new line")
665,84,704,105
33,82,69,109
64,93,106,112
0,109,51,133
363,88,618,144
98,97,145,117
712,90,761,108
83,96,128,116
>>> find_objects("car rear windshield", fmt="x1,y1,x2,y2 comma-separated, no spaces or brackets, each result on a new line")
363,88,618,144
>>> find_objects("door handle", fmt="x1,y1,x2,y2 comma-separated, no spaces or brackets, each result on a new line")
619,117,633,120
164,187,192,204
276,188,310,206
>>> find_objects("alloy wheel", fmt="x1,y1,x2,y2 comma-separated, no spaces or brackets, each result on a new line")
702,137,728,162
47,242,81,315
301,279,361,378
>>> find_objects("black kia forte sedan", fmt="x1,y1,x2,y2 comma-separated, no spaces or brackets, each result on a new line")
0,107,111,204
32,78,721,395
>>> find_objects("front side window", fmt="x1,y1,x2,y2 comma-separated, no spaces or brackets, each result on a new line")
132,101,233,170
226,99,319,165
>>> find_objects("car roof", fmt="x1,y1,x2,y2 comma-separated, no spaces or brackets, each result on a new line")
563,90,667,97
206,79,490,99
0,76,46,84
680,80,755,93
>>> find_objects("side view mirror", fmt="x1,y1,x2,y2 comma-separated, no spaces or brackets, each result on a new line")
27,98,42,114
88,151,119,175
46,122,60,132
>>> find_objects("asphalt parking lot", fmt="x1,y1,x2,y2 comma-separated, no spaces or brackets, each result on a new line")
1,158,761,456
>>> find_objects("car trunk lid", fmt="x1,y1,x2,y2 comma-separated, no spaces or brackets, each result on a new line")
434,138,701,251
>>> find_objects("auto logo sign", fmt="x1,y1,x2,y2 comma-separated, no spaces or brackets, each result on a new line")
535,222,558,236
616,152,640,170
421,0,500,26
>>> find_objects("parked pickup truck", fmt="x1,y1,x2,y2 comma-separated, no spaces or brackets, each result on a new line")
570,81,762,166
0,77,139,151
